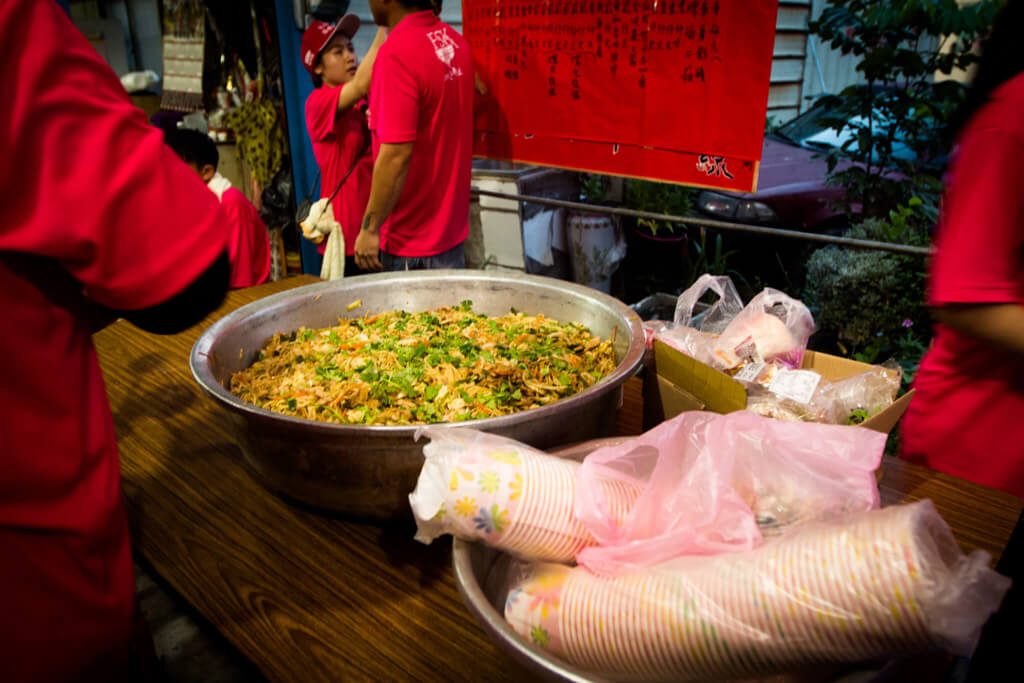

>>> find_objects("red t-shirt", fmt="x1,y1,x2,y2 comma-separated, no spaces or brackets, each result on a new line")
221,187,271,287
369,11,474,257
0,2,229,679
305,84,373,256
901,73,1024,498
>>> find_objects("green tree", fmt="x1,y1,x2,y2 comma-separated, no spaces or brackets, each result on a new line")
808,0,1000,223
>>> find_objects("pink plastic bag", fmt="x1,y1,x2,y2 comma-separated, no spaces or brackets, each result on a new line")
574,411,886,575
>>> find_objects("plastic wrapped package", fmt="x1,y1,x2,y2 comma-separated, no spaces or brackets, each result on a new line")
808,363,902,425
505,501,1011,681
575,411,885,575
745,363,902,426
409,427,641,562
746,386,825,423
712,289,816,370
660,276,815,372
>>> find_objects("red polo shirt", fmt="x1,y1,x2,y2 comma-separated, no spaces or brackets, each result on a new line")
901,73,1024,498
0,1,229,679
222,187,271,287
306,84,373,256
368,10,474,257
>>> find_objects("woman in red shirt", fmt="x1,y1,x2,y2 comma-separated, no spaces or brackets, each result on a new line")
302,15,387,276
901,0,1024,499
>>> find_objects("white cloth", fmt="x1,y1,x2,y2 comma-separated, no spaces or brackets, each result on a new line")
522,208,566,266
206,172,232,201
301,197,345,280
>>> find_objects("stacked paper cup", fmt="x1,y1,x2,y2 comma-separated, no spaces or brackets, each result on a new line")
506,501,1008,680
409,427,639,563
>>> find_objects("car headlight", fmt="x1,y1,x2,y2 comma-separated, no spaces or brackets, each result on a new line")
698,191,778,223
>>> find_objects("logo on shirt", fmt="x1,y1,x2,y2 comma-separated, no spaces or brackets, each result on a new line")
427,29,462,81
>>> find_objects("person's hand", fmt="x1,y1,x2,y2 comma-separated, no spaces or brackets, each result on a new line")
474,72,488,96
301,198,329,244
300,220,326,245
354,229,383,271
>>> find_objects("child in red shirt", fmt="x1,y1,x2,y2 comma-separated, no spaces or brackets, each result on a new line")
302,15,387,276
901,4,1024,498
166,129,271,288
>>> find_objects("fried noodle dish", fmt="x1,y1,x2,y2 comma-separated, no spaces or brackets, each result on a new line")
229,301,617,426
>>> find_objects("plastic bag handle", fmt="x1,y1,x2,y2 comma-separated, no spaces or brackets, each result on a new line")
673,274,742,329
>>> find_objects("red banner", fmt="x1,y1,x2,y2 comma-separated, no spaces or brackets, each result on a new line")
464,0,779,192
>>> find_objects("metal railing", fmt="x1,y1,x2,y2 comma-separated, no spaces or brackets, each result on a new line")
471,188,932,257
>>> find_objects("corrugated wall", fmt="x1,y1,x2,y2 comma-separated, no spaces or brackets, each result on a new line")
800,0,864,111
769,0,811,124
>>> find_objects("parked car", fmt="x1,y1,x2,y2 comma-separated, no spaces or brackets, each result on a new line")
694,102,927,234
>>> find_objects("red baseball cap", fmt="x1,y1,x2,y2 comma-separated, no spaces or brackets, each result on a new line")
300,15,361,79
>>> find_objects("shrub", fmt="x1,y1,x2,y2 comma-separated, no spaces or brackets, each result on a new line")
804,216,929,383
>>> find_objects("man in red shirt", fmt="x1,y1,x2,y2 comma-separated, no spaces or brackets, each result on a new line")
900,12,1024,499
165,128,272,288
1,2,231,679
303,16,387,275
354,0,475,271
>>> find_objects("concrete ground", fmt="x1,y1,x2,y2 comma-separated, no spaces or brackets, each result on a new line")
135,561,267,683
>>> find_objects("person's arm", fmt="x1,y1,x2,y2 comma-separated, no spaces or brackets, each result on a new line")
87,252,230,335
336,27,388,113
933,303,1024,357
354,142,414,271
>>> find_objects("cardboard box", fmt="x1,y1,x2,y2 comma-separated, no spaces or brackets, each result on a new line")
644,339,914,434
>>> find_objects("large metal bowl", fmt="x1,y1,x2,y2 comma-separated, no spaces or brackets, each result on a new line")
190,270,645,520
452,438,627,682
452,440,893,683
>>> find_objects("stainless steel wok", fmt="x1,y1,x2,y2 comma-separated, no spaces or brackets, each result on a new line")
190,270,645,520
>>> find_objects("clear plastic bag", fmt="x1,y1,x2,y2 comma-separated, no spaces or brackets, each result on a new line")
574,411,885,575
653,325,718,365
745,362,902,426
506,501,1011,681
712,288,816,370
672,273,745,333
746,385,824,422
408,426,641,562
808,362,902,425
661,277,815,373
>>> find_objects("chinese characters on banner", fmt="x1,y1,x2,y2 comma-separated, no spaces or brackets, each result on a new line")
464,0,779,192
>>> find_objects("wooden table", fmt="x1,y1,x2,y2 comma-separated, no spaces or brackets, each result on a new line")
95,277,1023,683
